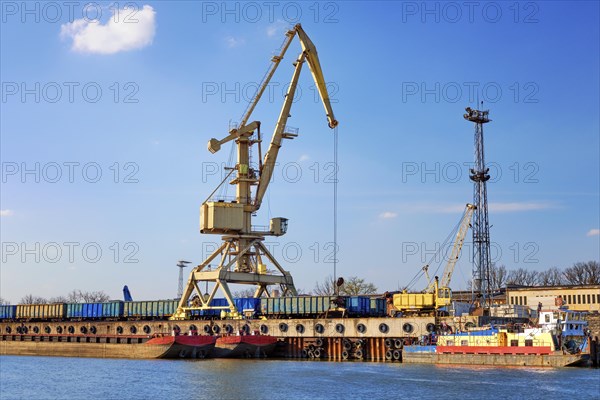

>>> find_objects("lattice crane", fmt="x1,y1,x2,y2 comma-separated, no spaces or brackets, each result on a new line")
423,203,476,292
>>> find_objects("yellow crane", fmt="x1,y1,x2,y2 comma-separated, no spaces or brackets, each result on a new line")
172,24,338,320
391,204,476,316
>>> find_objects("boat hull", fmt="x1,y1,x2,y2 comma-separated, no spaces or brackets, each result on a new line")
213,335,278,358
403,346,589,367
1,336,168,359
145,335,216,359
0,334,216,359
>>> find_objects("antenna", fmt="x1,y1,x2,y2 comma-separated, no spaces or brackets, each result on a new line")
177,260,192,299
463,106,492,313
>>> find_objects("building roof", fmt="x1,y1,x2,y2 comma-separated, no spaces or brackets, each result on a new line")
506,284,600,292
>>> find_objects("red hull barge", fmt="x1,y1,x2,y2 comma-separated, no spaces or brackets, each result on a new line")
213,335,278,358
145,335,216,359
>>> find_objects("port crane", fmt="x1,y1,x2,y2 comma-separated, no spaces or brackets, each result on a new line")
172,24,338,319
391,203,476,316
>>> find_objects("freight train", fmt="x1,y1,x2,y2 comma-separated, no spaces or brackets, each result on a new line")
0,295,387,322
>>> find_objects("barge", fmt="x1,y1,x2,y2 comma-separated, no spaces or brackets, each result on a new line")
402,310,590,367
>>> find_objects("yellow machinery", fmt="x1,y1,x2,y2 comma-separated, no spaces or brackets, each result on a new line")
172,24,338,319
391,204,476,316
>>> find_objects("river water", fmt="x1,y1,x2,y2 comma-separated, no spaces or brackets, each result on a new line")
0,356,598,399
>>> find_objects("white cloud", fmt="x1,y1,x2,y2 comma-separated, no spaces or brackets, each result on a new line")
0,209,14,217
60,5,156,54
267,20,289,37
587,229,600,237
379,211,398,219
299,154,310,162
226,36,245,48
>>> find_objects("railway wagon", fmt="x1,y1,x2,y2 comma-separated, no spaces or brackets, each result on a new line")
234,298,261,315
64,302,124,319
102,301,124,318
123,300,178,319
346,296,371,315
261,296,339,316
190,298,228,317
0,305,17,320
66,303,103,319
370,298,387,317
189,298,260,317
15,303,66,320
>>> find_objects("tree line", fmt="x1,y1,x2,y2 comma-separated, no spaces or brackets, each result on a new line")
486,260,599,292
0,290,111,305
2,261,596,304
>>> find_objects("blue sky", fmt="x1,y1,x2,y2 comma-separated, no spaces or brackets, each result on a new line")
1,1,598,302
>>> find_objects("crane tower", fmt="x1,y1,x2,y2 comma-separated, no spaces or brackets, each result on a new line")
464,106,492,312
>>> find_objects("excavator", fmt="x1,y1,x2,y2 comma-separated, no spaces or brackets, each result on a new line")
172,24,338,319
389,204,476,316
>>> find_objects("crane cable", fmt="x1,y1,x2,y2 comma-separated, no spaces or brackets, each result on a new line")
333,126,338,290
404,208,465,291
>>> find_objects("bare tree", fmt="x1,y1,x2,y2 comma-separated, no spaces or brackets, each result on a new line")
67,289,82,303
563,261,600,285
314,276,336,295
489,264,508,291
19,294,47,304
340,277,378,295
506,268,539,286
65,289,110,303
314,276,377,296
0,297,9,305
48,296,68,303
80,291,110,303
537,267,565,286
232,288,257,298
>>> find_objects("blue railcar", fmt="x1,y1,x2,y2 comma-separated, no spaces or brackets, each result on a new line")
102,301,124,318
163,300,179,316
234,298,260,315
190,298,229,317
0,305,17,320
262,296,339,316
124,300,180,319
369,297,387,316
67,303,105,319
81,303,103,318
66,303,83,319
346,296,370,315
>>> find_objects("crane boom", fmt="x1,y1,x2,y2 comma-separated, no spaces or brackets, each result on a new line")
425,203,476,292
295,25,338,129
253,24,338,210
254,53,306,209
238,29,296,128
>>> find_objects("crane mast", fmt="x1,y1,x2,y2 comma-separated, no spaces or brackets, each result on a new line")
424,204,476,293
392,204,475,316
172,24,338,319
